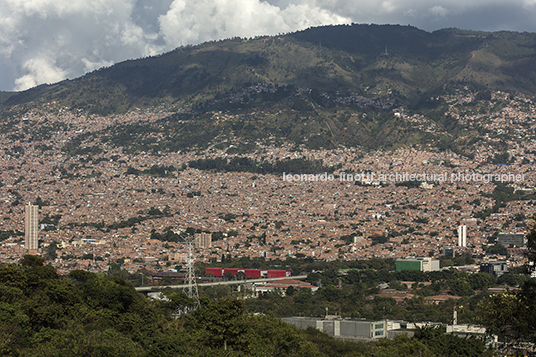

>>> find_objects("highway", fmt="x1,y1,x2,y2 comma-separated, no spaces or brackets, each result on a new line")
135,274,308,292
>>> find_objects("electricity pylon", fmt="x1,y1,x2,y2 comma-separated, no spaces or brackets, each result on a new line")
174,232,201,316
185,235,200,310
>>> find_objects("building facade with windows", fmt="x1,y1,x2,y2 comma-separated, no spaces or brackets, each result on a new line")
25,203,39,254
480,261,508,278
194,233,212,249
497,233,525,247
396,257,440,272
282,317,387,341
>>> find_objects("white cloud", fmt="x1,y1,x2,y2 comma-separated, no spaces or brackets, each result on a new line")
14,57,67,90
81,58,114,73
429,5,450,17
1,0,157,91
381,1,397,13
158,0,349,46
0,0,536,91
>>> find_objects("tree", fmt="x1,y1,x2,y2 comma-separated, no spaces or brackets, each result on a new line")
223,271,235,281
448,278,474,296
293,288,312,304
286,286,296,296
0,258,336,356
161,290,195,315
183,297,320,356
497,272,529,287
479,218,536,353
203,285,232,299
486,243,508,256
318,285,342,303
467,272,495,291
412,326,490,357
20,255,45,268
45,241,59,260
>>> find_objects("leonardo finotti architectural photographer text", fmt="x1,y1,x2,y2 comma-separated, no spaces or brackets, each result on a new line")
282,172,525,183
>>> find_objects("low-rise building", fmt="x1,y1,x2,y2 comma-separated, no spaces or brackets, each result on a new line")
396,257,440,272
480,261,508,278
282,317,388,341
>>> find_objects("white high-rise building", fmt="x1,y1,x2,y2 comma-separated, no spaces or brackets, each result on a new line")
194,233,212,249
25,203,39,253
457,225,467,247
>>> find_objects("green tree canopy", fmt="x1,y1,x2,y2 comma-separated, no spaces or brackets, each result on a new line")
479,218,536,353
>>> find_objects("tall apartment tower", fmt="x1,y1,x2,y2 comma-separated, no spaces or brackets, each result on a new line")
194,233,212,249
457,225,467,247
25,203,39,254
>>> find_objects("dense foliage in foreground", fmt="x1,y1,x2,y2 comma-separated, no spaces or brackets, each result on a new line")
0,256,490,356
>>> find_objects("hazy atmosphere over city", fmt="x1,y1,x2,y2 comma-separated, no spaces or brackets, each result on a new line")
2,0,536,91
3,0,536,355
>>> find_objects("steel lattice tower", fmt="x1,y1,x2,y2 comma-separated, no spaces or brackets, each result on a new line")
173,232,201,316
185,236,200,310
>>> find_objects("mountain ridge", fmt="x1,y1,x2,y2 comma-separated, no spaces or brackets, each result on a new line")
2,24,536,157
5,23,536,115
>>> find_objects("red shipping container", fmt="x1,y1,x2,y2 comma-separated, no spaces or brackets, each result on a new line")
205,267,224,277
266,270,291,278
244,269,261,278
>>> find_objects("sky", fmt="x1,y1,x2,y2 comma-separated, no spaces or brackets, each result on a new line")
1,0,536,92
